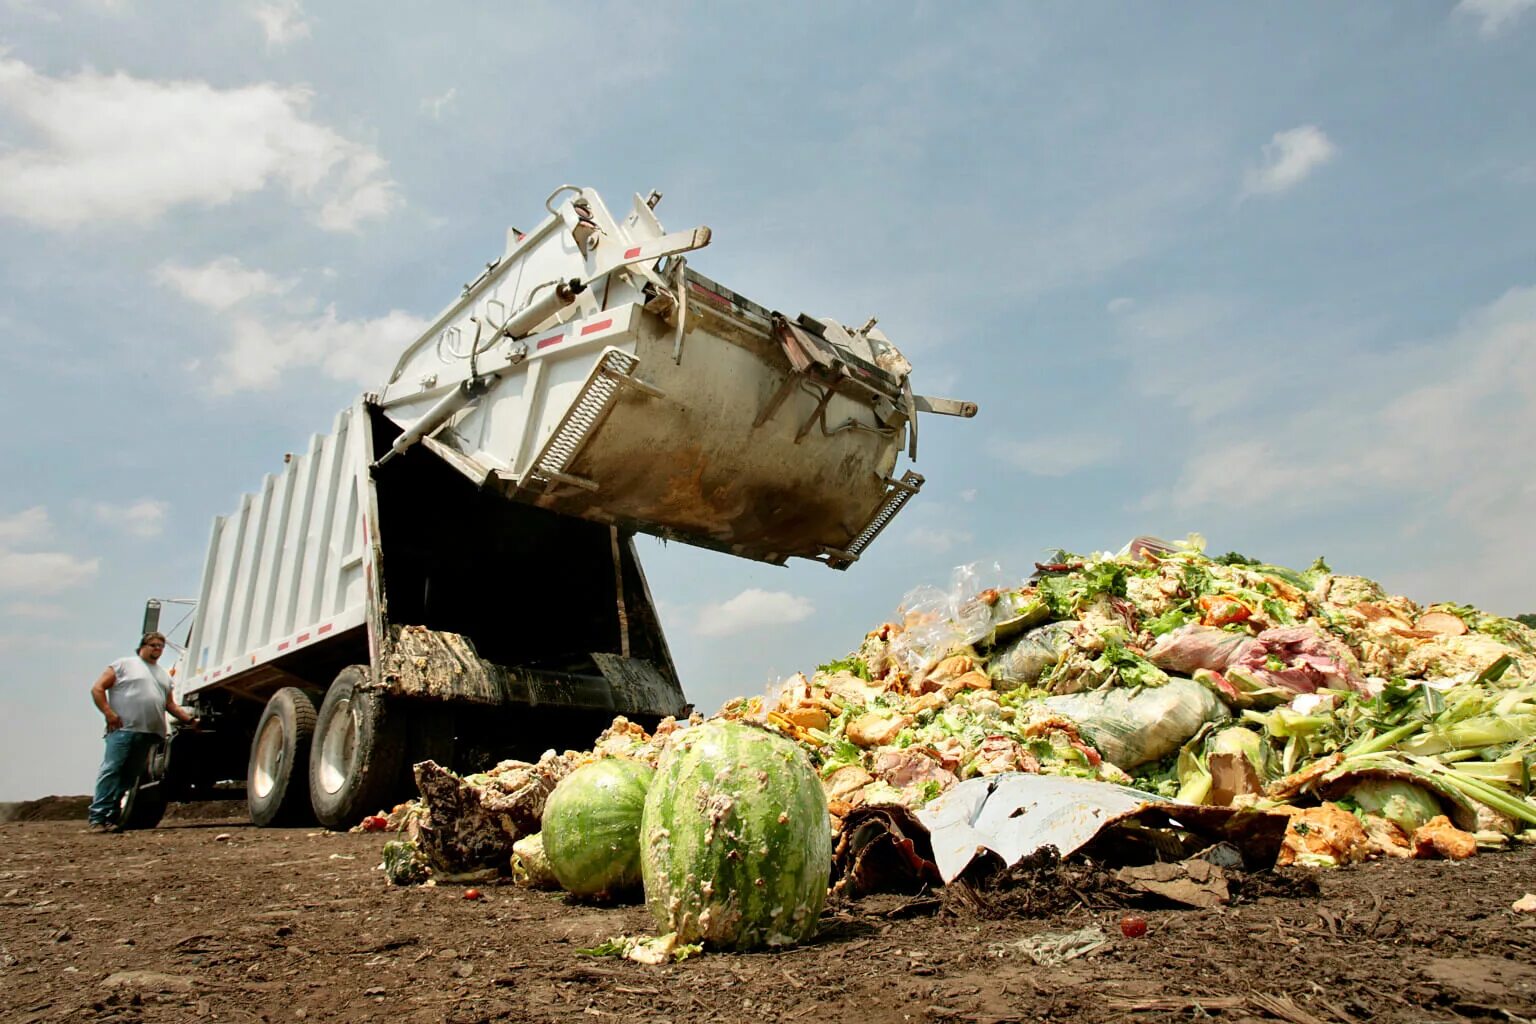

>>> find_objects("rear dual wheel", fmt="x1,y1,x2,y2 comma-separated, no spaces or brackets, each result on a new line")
309,666,406,830
247,687,318,826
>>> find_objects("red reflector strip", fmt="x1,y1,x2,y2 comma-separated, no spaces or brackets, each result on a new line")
318,623,333,635
624,246,642,259
688,281,732,308
580,318,614,336
296,633,311,643
278,642,290,651
534,333,564,350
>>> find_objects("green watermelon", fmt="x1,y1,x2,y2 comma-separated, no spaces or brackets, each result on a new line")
541,758,654,898
640,720,831,950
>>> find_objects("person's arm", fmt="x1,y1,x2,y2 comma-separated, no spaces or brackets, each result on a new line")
165,690,199,729
90,667,122,732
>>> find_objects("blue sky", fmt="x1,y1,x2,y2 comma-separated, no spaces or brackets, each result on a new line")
2,1,1533,800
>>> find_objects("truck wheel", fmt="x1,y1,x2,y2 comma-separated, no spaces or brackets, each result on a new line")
118,740,168,830
309,666,405,830
247,687,318,826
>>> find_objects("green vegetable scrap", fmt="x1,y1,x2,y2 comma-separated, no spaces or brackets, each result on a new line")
1038,558,1129,618
382,839,429,886
817,655,872,681
1092,635,1169,690
1338,779,1443,832
750,536,1535,854
578,933,703,964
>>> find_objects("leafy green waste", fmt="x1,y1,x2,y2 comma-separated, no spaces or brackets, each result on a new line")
781,532,1536,837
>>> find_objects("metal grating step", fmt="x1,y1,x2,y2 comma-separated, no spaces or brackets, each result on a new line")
526,350,640,489
825,470,924,570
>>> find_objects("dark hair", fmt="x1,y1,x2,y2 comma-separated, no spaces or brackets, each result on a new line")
140,631,167,648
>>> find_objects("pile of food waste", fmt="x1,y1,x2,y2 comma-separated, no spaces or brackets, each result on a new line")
366,535,1536,953
749,536,1536,866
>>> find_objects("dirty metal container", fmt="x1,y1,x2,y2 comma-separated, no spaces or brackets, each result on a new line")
375,184,975,568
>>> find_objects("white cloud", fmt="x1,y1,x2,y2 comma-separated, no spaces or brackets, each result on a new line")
1112,293,1259,421
0,506,95,593
989,435,1119,476
0,56,399,231
155,257,293,311
91,499,168,538
422,87,457,120
1141,284,1536,610
317,173,398,232
0,506,51,546
251,0,312,49
695,589,814,637
3,601,67,620
155,256,432,392
1242,125,1337,198
213,306,432,393
1110,292,1387,427
1456,0,1535,37
0,550,98,593
1106,297,1135,315
901,526,974,555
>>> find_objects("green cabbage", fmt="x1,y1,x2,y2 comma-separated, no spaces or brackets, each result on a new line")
1341,779,1442,832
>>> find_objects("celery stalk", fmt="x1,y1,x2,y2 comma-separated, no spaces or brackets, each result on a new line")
1346,721,1423,757
1403,755,1536,825
1400,715,1536,757
1449,761,1527,785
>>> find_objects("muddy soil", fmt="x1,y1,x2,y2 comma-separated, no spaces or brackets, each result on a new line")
2,814,1534,1024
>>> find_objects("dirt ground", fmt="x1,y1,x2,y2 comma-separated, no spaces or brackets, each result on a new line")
2,806,1535,1024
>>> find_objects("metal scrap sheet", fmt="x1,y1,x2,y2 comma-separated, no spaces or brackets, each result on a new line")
913,772,1286,882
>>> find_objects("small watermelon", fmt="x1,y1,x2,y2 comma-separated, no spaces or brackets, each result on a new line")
640,720,831,950
541,758,654,898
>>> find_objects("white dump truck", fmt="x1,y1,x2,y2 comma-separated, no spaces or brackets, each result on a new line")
126,185,976,830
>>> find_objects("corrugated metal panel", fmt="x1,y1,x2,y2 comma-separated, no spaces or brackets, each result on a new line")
184,404,371,695
272,429,323,638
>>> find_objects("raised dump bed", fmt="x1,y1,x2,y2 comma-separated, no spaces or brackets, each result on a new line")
375,184,975,568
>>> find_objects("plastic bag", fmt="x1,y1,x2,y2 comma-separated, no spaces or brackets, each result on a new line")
1042,677,1230,770
888,561,1011,671
989,621,1078,692
1147,624,1258,674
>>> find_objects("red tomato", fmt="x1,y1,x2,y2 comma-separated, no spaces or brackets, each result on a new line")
463,888,483,900
361,815,389,832
1120,916,1147,938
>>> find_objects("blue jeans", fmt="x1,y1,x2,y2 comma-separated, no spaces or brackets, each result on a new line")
88,730,159,826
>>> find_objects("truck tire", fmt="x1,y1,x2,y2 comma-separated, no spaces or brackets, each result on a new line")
309,666,405,830
247,687,318,826
117,740,168,830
